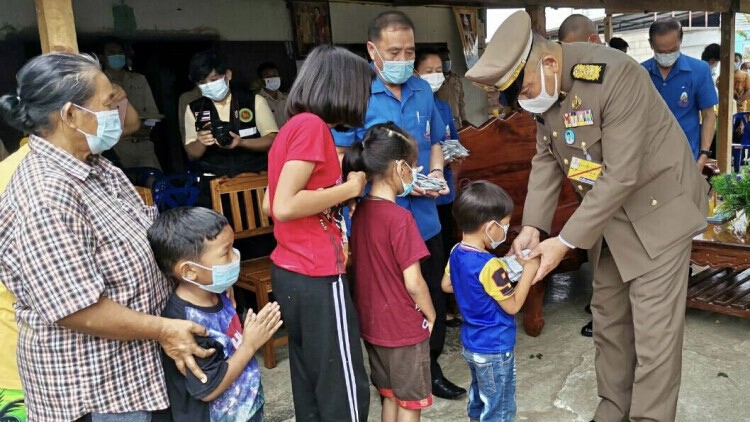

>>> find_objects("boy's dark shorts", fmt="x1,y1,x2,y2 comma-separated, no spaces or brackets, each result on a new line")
364,338,432,410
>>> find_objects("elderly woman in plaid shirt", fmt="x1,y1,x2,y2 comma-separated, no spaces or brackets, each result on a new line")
0,53,215,422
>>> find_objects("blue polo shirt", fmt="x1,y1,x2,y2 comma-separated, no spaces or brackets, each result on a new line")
641,54,718,159
435,98,458,206
333,75,445,241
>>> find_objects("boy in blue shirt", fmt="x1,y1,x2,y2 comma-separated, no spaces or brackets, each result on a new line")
441,181,540,422
147,207,282,422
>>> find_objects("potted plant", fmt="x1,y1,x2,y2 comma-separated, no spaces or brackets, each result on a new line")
710,166,750,237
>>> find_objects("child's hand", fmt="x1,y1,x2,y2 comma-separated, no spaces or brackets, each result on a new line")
242,302,283,352
522,257,542,284
347,171,367,197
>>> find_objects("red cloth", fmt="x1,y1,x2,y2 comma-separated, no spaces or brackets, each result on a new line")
351,198,431,347
268,113,346,277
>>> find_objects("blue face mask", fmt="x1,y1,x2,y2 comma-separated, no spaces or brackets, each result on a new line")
183,248,241,294
486,221,510,249
373,47,414,85
69,104,123,155
107,54,127,70
397,162,418,198
199,77,230,102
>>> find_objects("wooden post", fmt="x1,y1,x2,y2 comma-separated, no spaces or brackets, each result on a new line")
526,5,546,36
604,14,614,43
718,12,735,173
35,0,78,53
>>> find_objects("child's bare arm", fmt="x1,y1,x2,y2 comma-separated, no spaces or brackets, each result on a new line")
201,302,282,402
272,161,365,222
441,272,453,293
403,263,436,329
498,257,540,315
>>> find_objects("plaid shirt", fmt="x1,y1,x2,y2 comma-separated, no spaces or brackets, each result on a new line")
0,136,171,421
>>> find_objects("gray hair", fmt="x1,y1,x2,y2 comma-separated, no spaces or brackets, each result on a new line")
0,52,101,134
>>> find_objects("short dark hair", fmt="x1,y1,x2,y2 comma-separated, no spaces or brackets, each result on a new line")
189,50,228,84
286,44,373,126
736,52,744,61
0,53,101,135
342,122,417,180
452,181,514,232
649,18,683,41
367,11,415,42
101,36,125,53
558,14,597,43
702,43,721,62
147,207,229,275
414,47,442,71
437,46,450,55
257,61,278,79
609,37,629,52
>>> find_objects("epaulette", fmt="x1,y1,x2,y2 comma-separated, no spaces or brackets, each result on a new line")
571,63,606,84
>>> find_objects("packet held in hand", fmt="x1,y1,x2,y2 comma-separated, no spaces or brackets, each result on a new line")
415,173,448,192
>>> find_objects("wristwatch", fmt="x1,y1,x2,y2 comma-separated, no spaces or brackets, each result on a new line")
700,150,711,158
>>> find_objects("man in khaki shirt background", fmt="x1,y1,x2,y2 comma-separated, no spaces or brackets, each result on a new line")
256,62,289,128
103,38,164,170
467,11,708,422
436,47,468,127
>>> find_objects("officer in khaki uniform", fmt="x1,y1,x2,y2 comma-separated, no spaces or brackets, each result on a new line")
467,11,708,422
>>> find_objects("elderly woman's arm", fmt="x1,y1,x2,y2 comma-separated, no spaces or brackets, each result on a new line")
58,297,215,382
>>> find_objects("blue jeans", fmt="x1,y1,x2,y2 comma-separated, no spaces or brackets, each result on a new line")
461,348,516,422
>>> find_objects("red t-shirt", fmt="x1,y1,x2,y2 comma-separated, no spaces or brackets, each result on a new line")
351,198,431,347
268,113,347,277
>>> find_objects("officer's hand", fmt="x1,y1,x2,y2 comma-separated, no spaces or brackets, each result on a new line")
526,237,570,284
197,130,217,147
697,155,708,173
222,131,244,149
511,226,540,259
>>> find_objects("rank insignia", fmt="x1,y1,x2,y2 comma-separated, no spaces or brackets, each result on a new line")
571,63,606,84
239,108,254,123
571,95,582,109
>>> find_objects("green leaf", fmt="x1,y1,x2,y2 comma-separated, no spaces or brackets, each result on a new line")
717,372,729,378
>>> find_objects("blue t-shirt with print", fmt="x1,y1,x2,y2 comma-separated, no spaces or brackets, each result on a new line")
162,293,263,422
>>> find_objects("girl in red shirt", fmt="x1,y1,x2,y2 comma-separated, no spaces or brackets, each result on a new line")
265,45,372,422
343,123,437,421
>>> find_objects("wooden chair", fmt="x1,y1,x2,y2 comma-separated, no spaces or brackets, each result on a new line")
134,185,154,206
209,172,287,369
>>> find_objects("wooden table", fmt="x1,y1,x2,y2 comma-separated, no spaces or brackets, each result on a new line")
689,222,750,318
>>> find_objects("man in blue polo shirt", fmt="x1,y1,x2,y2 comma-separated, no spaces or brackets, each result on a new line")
642,18,717,171
333,11,465,400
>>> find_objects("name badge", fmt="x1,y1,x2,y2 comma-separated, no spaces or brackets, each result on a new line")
567,157,602,185
564,110,594,128
239,127,258,138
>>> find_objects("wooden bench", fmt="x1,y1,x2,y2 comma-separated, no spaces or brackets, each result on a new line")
210,172,287,369
453,112,587,337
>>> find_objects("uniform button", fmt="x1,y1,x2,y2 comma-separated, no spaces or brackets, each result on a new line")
543,136,548,141
651,199,658,206
553,131,558,138
563,159,569,165
578,185,584,191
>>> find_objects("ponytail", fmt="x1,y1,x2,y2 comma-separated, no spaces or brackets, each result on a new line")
342,122,416,180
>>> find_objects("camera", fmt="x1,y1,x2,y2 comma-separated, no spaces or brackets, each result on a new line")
196,120,234,147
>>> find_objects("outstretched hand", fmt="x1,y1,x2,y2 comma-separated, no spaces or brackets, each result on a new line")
525,237,571,284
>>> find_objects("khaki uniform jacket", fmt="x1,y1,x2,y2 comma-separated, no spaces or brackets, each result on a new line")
523,43,708,282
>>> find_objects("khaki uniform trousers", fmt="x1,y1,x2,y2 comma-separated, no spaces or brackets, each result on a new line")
113,138,162,171
592,242,691,422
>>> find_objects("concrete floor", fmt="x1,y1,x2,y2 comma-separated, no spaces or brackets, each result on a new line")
259,264,750,422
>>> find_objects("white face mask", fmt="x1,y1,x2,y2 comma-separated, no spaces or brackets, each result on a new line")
654,51,680,68
485,221,509,249
264,77,281,92
421,72,445,93
518,61,559,114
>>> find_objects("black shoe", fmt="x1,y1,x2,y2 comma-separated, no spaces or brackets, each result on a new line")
445,316,462,328
432,377,466,399
581,320,593,337
584,304,592,314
